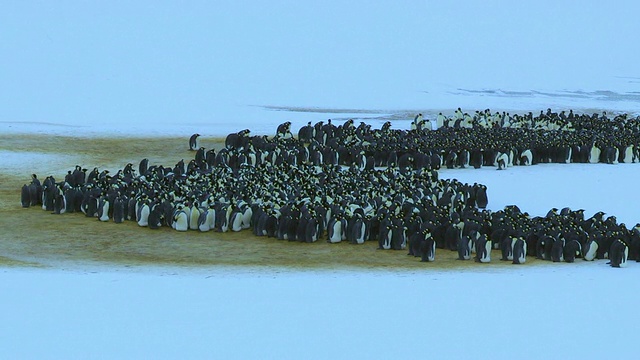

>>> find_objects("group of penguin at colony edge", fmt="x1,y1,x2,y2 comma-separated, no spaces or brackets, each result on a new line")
20,108,640,268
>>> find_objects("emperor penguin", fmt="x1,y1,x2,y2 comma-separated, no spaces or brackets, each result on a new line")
98,196,110,222
378,221,392,249
297,121,314,143
173,205,189,231
420,231,436,262
137,201,150,227
147,205,163,229
328,215,345,243
188,203,201,230
189,133,200,151
229,207,244,232
622,145,634,164
589,144,601,164
520,149,532,166
475,185,488,209
474,234,491,263
551,237,565,262
240,202,253,230
512,237,527,264
457,233,472,260
112,197,125,224
609,239,629,268
500,236,514,261
436,112,446,129
52,186,67,214
563,239,582,263
583,238,599,261
21,184,30,208
198,205,216,232
496,152,509,170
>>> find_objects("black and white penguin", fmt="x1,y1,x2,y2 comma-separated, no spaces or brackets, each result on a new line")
621,145,634,164
28,175,41,207
298,122,314,143
173,205,189,232
198,205,216,232
239,202,253,230
496,152,509,170
304,217,319,243
82,192,99,218
98,196,110,222
475,185,488,209
589,144,601,164
52,186,66,215
474,234,491,263
328,215,345,243
276,121,293,139
512,237,527,264
148,205,163,229
41,176,56,211
229,207,244,232
457,233,472,260
21,184,30,208
609,239,629,268
63,188,78,214
112,197,125,223
603,147,617,164
551,237,565,262
188,203,201,230
470,150,483,169
408,230,424,257
139,158,149,177
563,239,582,263
378,221,392,249
536,235,549,260
420,232,436,262
583,238,599,261
349,216,367,244
391,222,407,250
445,150,458,169
458,150,470,168
189,133,200,151
520,149,532,166
500,236,514,261
137,201,150,227
215,203,231,233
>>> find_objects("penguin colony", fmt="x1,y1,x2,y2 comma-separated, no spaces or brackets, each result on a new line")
20,109,640,268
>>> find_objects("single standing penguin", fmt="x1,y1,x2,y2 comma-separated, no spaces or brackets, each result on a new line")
113,197,125,223
474,234,491,263
500,236,514,261
496,152,509,170
512,237,527,264
420,232,436,262
457,233,472,260
173,205,189,232
563,239,582,263
609,239,629,268
475,185,488,209
189,133,200,151
98,196,110,222
21,184,30,208
551,237,565,262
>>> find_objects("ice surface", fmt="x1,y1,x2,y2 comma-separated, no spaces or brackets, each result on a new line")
1,2,639,137
2,265,639,359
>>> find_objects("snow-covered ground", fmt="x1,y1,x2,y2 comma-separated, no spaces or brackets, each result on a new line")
3,264,639,360
2,1,640,359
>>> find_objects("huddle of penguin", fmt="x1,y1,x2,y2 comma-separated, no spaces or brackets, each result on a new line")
429,109,640,169
20,108,640,269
